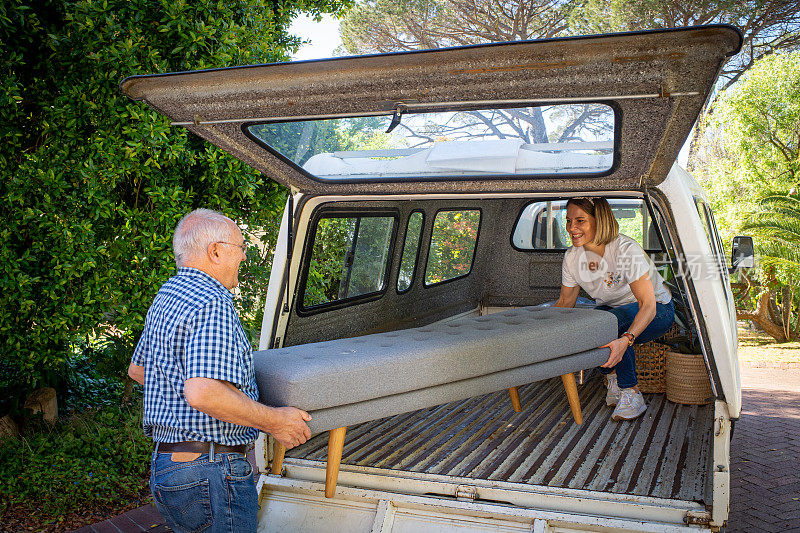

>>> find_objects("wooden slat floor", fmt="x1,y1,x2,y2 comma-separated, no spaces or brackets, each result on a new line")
287,374,714,504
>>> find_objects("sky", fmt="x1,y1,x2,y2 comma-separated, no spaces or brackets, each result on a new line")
289,14,343,61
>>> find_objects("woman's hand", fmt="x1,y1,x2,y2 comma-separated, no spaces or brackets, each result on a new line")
600,337,629,368
598,274,656,369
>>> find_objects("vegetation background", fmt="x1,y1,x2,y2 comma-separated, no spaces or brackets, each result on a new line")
0,0,349,412
0,0,798,530
0,0,351,528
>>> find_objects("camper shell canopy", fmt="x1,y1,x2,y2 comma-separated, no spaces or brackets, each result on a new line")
120,25,741,196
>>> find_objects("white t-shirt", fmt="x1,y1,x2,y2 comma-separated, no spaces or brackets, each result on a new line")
561,234,672,307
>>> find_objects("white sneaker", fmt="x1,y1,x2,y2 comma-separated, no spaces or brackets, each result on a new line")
605,374,621,406
611,388,647,421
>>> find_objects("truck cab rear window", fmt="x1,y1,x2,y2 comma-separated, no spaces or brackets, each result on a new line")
302,215,395,309
512,199,664,252
425,210,480,286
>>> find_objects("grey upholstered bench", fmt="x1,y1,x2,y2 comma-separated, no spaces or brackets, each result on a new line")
253,306,616,497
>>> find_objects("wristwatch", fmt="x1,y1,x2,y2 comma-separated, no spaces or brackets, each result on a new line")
622,331,636,346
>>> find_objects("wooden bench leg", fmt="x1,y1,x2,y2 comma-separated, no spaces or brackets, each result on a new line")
508,387,522,412
560,372,583,424
325,426,347,498
271,440,285,475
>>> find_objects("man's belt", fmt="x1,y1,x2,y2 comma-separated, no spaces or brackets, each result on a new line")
156,441,249,454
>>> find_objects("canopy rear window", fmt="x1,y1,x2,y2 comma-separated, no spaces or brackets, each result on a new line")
245,104,615,182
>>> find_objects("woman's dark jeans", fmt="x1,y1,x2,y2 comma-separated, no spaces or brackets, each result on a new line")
596,299,675,389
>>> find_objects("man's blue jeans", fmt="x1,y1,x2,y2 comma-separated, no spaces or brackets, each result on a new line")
150,448,258,533
596,299,675,389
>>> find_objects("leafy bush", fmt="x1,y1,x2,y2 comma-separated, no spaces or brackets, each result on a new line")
697,51,800,340
0,404,151,523
61,334,134,413
0,0,350,414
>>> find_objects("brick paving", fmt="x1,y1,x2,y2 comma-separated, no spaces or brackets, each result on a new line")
72,367,800,532
727,366,800,533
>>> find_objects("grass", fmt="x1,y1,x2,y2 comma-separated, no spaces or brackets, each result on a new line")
738,321,800,365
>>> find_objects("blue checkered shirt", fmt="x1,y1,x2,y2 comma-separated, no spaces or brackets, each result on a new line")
132,267,259,445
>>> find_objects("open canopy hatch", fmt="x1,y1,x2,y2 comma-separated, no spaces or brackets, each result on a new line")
120,25,741,196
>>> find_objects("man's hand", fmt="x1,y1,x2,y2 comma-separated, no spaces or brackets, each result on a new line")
184,377,312,449
268,407,312,449
600,337,629,368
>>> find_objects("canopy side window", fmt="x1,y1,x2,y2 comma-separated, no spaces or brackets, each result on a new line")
300,213,397,313
397,211,425,293
694,197,731,305
424,209,481,287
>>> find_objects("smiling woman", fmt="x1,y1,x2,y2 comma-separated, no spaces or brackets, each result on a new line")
554,197,674,421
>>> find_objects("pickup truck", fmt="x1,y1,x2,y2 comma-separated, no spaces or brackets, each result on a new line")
121,24,747,532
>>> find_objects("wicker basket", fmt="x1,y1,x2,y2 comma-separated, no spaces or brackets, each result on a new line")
634,342,668,394
659,322,683,343
665,351,713,405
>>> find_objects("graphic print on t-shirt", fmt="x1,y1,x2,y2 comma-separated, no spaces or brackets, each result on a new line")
604,271,623,288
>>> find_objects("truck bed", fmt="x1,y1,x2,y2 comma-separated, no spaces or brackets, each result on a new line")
286,373,713,504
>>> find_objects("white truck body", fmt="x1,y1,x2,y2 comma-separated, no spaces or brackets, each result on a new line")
120,24,744,532
252,170,736,532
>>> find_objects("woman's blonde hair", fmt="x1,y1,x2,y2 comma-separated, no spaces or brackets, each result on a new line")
566,197,619,246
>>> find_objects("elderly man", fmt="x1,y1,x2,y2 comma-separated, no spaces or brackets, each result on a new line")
127,208,310,533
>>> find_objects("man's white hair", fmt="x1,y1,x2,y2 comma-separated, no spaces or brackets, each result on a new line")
173,208,235,267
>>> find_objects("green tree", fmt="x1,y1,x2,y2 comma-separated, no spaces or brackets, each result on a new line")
342,0,800,99
712,51,800,187
697,51,800,340
0,0,350,415
571,0,800,165
739,194,800,341
570,0,800,98
340,0,574,53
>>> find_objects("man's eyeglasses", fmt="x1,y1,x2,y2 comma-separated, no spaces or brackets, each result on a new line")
216,241,249,253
